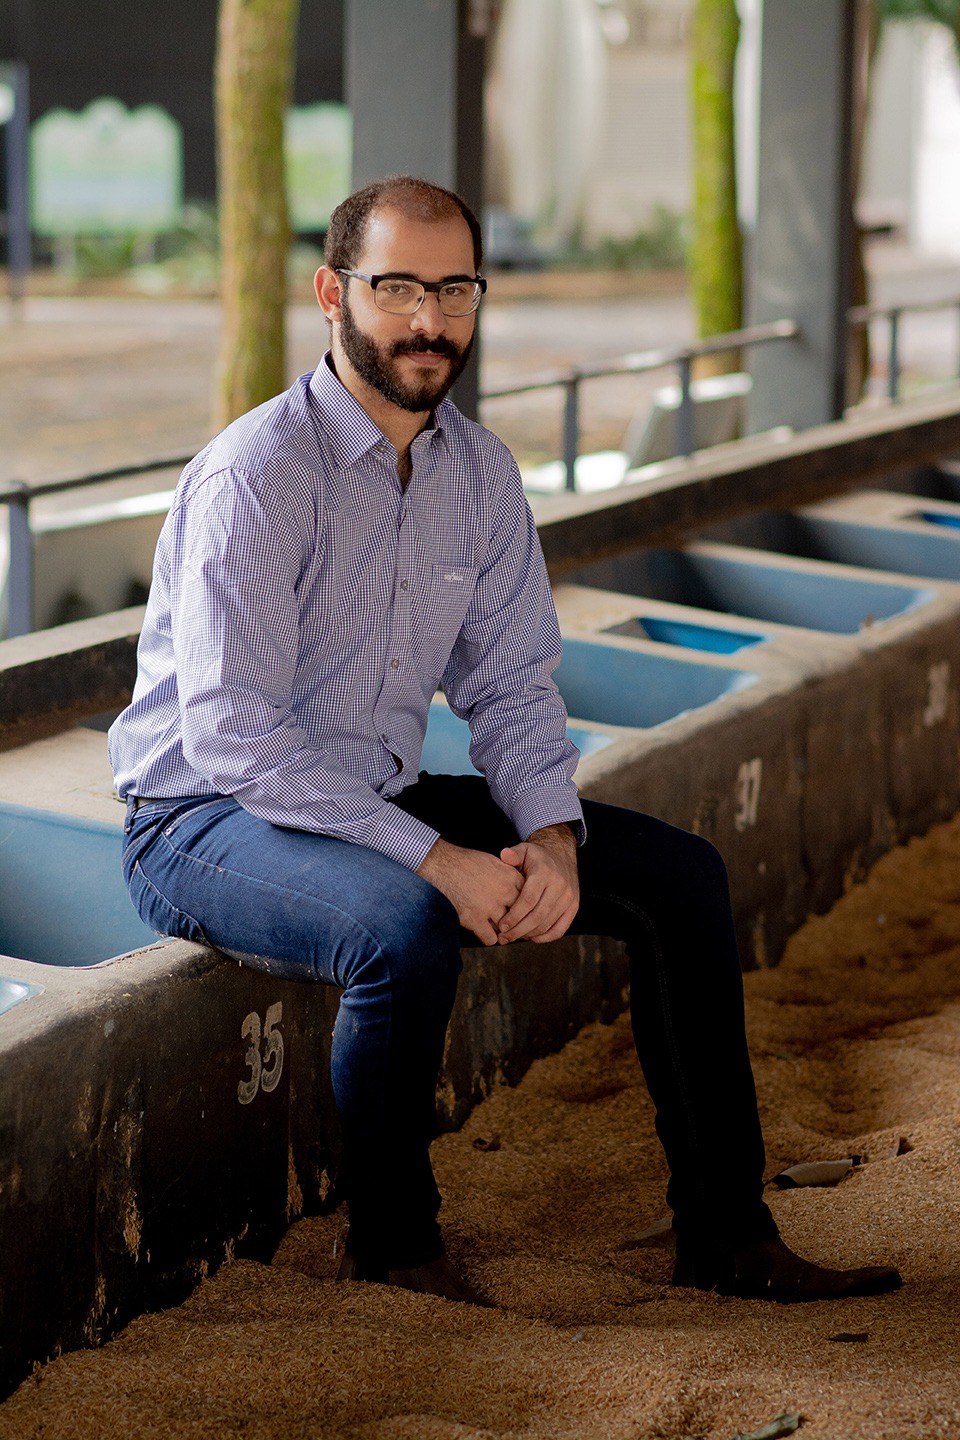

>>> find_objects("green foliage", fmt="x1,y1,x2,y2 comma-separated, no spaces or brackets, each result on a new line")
879,0,957,25
878,0,960,57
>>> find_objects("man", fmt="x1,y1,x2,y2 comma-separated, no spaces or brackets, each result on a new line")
110,176,900,1305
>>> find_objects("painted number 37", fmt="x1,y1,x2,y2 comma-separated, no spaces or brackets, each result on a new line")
237,1002,284,1105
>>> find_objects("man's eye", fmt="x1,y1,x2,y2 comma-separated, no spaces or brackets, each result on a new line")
440,284,469,300
380,281,416,297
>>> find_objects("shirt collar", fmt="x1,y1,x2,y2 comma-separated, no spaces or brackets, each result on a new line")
308,352,449,469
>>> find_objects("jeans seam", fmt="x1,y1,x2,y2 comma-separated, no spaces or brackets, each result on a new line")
160,795,231,838
135,865,211,943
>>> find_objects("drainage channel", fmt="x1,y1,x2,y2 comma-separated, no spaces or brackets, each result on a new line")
3,464,960,1396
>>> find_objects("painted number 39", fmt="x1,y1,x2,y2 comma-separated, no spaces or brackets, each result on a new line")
237,1002,284,1105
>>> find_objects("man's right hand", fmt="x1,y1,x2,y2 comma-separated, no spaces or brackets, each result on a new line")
417,838,524,946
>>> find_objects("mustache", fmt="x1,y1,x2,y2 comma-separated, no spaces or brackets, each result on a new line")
389,336,462,361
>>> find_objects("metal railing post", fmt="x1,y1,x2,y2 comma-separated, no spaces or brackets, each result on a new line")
888,308,902,401
676,352,695,456
6,486,33,637
562,375,580,492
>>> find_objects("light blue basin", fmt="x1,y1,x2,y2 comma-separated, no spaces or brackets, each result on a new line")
0,802,156,966
569,547,933,634
916,509,960,533
0,976,42,1015
554,637,757,729
422,701,613,776
605,615,768,653
700,509,960,586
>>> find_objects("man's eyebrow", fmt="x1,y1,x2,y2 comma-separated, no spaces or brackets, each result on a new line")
378,271,476,283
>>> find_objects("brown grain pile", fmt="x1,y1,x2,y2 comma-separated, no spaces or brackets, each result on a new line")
3,816,960,1440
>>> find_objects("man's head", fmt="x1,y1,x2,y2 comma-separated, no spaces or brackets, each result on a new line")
315,177,483,416
323,176,483,277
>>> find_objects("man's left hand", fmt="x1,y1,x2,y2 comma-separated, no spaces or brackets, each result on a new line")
496,823,580,944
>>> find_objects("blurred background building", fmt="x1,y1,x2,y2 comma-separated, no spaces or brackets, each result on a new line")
2,0,959,270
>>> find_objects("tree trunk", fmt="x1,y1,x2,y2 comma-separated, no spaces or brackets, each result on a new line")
689,0,742,378
214,0,300,430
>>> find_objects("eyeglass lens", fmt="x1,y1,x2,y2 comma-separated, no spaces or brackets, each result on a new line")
374,278,481,317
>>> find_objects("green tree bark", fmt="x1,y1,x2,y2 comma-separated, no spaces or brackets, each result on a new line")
214,0,300,430
689,0,742,376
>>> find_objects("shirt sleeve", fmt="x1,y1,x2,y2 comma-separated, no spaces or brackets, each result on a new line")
170,469,441,871
440,453,586,845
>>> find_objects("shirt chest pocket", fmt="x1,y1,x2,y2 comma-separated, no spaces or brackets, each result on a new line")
414,562,480,679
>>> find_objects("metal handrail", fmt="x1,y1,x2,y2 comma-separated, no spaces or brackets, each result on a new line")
3,292,960,638
1,456,193,637
848,295,960,403
482,319,799,490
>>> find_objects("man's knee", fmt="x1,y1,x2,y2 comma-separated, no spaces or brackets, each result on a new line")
342,876,462,1000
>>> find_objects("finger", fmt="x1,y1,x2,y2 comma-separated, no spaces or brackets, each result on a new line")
470,916,500,946
497,877,548,937
501,877,577,942
499,894,562,943
499,845,526,870
527,904,579,944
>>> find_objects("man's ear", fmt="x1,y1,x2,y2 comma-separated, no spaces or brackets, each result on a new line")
314,266,343,321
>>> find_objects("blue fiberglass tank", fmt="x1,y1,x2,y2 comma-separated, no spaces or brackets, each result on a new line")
0,803,156,967
566,547,933,634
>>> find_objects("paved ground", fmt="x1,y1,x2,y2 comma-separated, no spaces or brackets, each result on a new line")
0,240,958,494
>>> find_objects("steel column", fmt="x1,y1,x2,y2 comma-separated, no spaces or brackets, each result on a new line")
746,0,856,434
344,0,488,419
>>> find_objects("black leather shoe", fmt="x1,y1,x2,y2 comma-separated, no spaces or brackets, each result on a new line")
672,1236,902,1302
337,1248,492,1306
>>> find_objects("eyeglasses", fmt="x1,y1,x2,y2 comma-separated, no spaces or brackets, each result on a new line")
337,270,487,317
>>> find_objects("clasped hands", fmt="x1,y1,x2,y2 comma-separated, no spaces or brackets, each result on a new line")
417,823,580,947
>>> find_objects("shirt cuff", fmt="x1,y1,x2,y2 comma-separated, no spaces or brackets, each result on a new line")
356,803,441,872
510,788,586,848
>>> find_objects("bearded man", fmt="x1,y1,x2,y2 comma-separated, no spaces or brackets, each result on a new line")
110,176,900,1305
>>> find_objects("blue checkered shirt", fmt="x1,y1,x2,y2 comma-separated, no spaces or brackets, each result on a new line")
109,357,584,870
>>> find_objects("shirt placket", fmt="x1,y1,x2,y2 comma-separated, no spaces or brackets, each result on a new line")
373,483,415,791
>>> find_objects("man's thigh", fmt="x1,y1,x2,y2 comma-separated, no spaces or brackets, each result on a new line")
126,796,456,985
395,773,520,853
572,796,732,942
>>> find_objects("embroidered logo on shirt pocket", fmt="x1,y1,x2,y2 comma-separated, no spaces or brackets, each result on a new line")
422,563,480,677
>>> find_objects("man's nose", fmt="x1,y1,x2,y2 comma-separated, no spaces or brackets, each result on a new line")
409,293,446,336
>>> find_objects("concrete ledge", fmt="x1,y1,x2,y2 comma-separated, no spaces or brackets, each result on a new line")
0,925,627,1396
534,393,960,572
0,608,142,750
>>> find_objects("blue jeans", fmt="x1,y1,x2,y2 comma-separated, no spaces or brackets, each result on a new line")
122,775,776,1268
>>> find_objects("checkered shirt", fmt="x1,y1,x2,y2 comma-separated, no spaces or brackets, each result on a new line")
108,356,584,870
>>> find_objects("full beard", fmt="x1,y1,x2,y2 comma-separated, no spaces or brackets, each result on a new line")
338,297,473,412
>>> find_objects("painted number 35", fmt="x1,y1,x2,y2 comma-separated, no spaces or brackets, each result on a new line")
237,1002,284,1105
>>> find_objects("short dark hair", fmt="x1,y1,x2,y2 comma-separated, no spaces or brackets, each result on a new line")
324,175,483,274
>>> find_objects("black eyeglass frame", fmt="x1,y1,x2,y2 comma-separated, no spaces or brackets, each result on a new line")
336,269,487,316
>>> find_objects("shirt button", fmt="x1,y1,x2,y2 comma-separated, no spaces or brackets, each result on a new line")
390,657,400,669
400,579,409,590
